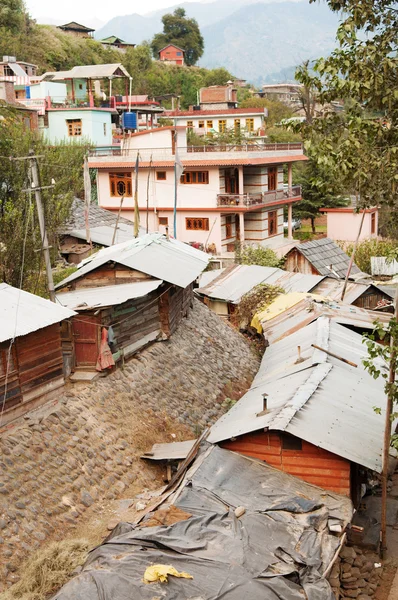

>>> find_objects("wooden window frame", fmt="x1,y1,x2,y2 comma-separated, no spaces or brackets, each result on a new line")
186,217,209,231
67,119,82,137
180,171,209,185
246,118,254,132
198,120,205,128
225,215,233,239
268,210,278,236
234,118,240,132
109,172,133,197
156,171,167,181
371,212,376,234
268,166,277,191
206,120,213,129
218,119,227,133
187,120,194,128
159,216,168,226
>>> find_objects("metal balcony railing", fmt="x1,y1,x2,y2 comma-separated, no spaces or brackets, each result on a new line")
217,186,302,207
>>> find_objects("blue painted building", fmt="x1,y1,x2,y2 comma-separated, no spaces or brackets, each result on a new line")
42,108,113,146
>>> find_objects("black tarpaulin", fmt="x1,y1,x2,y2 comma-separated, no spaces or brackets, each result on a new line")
52,446,353,600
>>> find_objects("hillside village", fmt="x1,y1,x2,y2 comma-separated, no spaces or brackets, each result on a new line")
1,1,398,599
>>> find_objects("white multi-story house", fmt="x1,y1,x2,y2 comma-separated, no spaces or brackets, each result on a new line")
88,126,306,256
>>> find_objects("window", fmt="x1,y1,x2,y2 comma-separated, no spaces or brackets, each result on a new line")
206,120,213,129
234,118,240,133
180,171,209,184
103,122,107,136
281,433,302,450
67,119,82,137
198,120,205,128
371,212,376,234
268,166,277,191
176,52,182,56
225,215,233,238
159,216,168,225
156,171,167,180
186,218,209,231
268,210,278,236
246,118,254,132
109,173,132,197
79,83,83,90
187,120,193,128
218,119,227,133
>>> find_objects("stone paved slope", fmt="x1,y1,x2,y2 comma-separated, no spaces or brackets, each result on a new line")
0,301,259,589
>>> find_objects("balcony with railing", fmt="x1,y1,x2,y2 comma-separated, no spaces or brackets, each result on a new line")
217,186,302,208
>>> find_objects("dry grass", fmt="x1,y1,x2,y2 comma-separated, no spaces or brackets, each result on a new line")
1,540,89,600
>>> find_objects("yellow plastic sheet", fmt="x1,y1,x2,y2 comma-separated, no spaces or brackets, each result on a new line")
251,292,326,334
143,564,193,584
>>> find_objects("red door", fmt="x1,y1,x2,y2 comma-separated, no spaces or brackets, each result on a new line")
72,315,100,368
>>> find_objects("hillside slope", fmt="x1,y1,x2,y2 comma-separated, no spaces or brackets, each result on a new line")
96,0,340,84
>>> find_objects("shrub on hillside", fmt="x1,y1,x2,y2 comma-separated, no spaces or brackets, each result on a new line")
236,243,283,268
338,238,398,274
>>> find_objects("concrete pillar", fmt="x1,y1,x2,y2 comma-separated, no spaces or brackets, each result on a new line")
288,163,293,194
238,166,244,196
287,204,293,240
239,212,245,242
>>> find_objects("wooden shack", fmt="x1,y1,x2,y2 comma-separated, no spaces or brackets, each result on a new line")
0,284,75,426
55,234,209,372
209,317,387,506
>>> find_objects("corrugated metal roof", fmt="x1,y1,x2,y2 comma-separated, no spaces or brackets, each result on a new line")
141,439,196,461
56,233,210,290
255,294,391,344
371,257,398,276
0,283,76,343
289,238,364,279
55,280,163,310
209,317,387,472
48,63,130,80
311,277,375,304
197,268,225,289
196,264,323,304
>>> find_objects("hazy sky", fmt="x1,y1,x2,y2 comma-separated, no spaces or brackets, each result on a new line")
25,0,197,24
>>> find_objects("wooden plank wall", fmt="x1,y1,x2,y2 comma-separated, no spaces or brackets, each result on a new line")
66,264,153,290
102,291,161,359
221,430,351,497
285,249,319,276
1,325,65,426
168,284,194,336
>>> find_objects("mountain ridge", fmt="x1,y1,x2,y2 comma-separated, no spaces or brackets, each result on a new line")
95,0,340,84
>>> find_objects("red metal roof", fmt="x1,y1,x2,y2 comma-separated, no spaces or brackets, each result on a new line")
89,155,308,169
165,108,265,117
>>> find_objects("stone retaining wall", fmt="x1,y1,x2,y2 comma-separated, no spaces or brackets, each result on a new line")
328,545,383,599
0,301,259,590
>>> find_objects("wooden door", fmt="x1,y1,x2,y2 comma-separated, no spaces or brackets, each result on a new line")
72,315,100,368
268,210,277,236
268,167,277,191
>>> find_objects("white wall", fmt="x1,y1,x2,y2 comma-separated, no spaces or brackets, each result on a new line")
174,114,264,135
43,109,112,146
29,81,67,103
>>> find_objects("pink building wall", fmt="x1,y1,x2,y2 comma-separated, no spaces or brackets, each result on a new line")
322,209,378,242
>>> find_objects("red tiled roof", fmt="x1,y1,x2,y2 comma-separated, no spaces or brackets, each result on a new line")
89,155,308,169
165,108,266,117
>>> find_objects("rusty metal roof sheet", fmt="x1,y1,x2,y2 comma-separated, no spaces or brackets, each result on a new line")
196,264,324,304
0,283,76,343
55,280,163,311
56,233,210,290
209,317,387,472
257,295,391,344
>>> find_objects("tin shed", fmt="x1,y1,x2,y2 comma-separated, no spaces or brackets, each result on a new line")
0,284,75,426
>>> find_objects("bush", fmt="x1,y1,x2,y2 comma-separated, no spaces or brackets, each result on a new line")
237,283,284,328
338,238,398,274
236,243,283,268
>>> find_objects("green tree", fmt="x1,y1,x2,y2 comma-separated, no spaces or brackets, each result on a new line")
150,8,204,66
0,107,88,292
236,243,283,268
293,0,398,213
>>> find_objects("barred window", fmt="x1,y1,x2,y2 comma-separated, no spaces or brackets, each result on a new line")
67,119,82,136
180,171,209,184
186,218,209,231
109,173,132,197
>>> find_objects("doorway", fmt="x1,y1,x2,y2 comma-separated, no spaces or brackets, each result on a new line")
72,315,100,369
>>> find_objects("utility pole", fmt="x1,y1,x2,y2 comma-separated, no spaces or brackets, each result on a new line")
380,287,398,557
29,151,56,302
